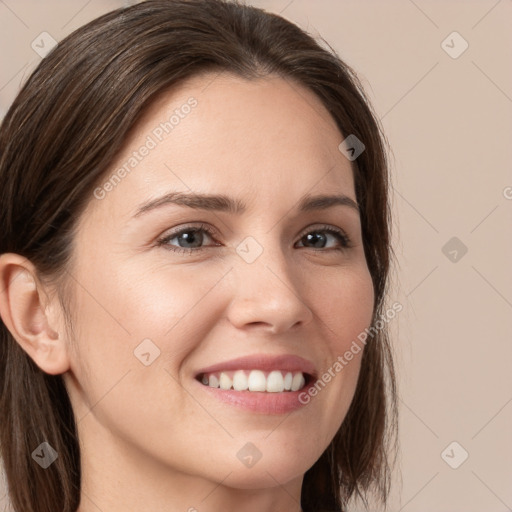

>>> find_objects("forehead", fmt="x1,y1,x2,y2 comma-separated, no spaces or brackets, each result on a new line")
84,72,355,223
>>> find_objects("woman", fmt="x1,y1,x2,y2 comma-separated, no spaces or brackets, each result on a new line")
0,1,397,511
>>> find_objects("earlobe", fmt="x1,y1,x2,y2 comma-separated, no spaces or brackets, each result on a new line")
0,253,70,375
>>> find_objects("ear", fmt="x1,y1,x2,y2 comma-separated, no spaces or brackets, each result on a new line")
0,253,70,375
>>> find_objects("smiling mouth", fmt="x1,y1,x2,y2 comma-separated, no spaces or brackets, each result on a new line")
196,369,311,393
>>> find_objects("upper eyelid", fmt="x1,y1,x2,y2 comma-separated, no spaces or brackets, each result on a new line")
160,223,218,240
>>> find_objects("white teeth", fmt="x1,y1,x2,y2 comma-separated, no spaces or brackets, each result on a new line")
219,373,232,390
284,372,293,390
266,370,285,392
232,370,248,391
248,370,267,392
291,372,305,392
202,370,306,392
208,375,219,388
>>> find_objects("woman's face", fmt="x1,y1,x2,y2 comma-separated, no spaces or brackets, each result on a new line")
62,73,374,492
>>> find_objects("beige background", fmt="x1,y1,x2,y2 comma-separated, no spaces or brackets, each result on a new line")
1,1,511,511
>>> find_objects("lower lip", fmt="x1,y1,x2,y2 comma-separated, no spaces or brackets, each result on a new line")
194,380,310,414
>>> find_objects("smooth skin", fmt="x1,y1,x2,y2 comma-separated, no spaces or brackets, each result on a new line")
0,72,374,512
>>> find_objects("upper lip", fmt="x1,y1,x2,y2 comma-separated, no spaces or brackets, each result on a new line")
195,354,317,378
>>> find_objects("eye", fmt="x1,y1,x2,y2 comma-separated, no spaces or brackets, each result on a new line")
295,225,351,250
156,223,219,254
156,223,352,255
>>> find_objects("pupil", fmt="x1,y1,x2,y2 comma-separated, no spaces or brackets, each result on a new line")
179,230,203,248
306,232,326,248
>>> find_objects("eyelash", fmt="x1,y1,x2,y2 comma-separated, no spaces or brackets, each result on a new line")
156,223,352,255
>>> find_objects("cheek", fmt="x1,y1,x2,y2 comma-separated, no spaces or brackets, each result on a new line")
114,259,229,329
71,258,225,354
64,258,232,428
301,264,374,439
320,264,375,352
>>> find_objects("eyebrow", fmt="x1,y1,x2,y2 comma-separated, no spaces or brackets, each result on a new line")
132,191,359,218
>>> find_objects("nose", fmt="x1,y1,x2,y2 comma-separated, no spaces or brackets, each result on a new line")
226,240,314,335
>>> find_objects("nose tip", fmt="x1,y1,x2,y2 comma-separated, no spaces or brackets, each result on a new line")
226,248,313,334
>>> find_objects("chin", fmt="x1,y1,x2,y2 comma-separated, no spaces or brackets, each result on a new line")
209,447,318,490
218,462,306,490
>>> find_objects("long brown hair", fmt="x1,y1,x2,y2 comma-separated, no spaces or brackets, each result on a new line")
0,1,397,511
